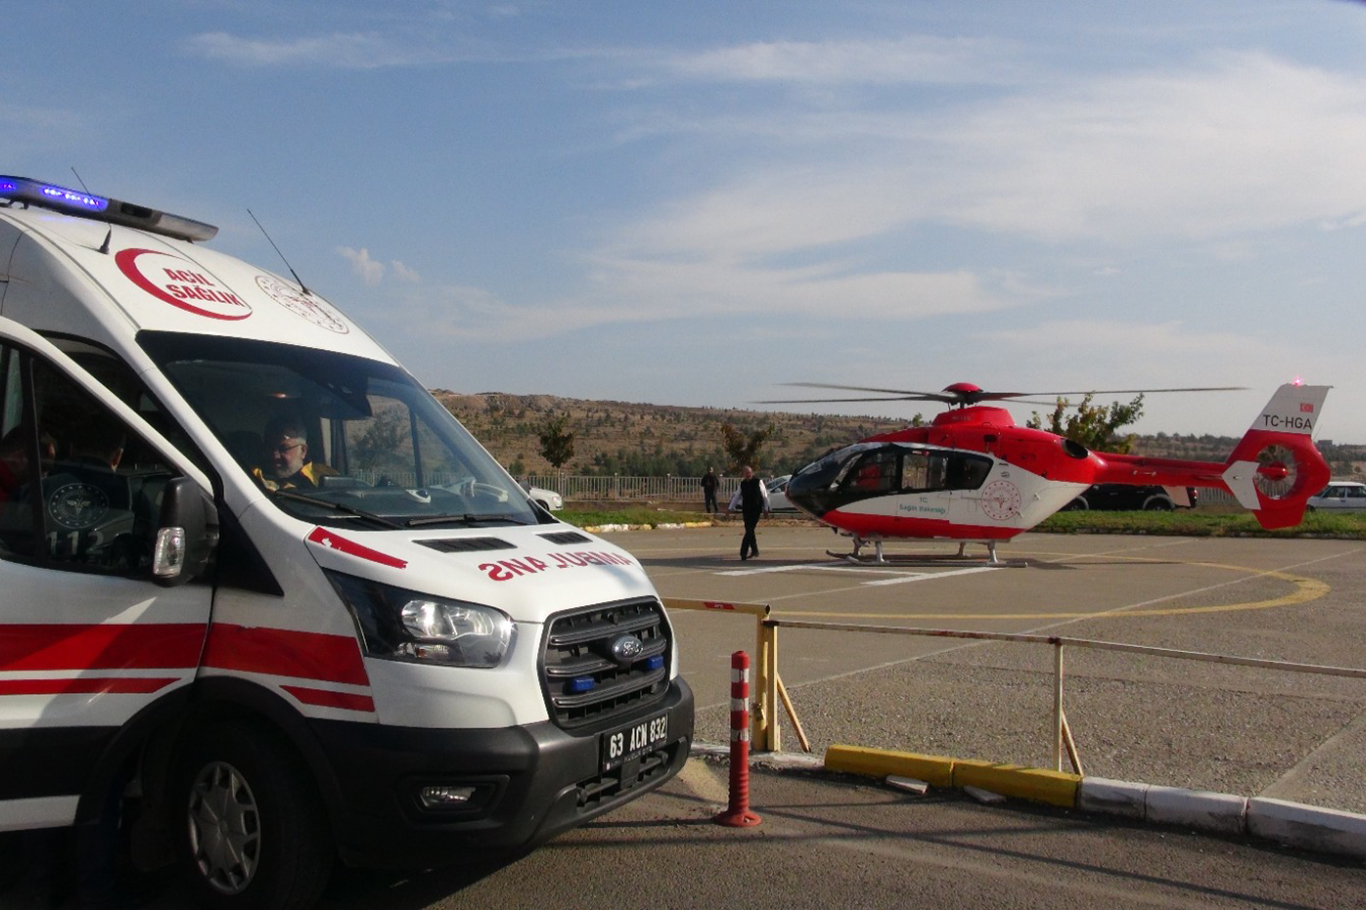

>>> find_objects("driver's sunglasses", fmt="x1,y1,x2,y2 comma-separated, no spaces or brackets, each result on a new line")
273,442,304,456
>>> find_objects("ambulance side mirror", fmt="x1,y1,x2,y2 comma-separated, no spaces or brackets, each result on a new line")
152,477,219,586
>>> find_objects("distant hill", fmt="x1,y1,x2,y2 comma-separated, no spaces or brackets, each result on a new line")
433,391,1366,480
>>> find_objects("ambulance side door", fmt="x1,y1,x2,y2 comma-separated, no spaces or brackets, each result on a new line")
0,324,214,832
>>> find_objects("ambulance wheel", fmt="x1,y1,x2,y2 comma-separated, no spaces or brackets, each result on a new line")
177,721,334,910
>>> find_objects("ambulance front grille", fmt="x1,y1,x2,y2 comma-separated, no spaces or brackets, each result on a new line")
541,598,672,730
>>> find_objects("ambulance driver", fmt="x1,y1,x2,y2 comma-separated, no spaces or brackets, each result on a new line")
252,417,336,490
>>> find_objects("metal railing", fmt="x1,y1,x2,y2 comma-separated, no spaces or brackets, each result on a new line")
521,474,741,502
663,598,1366,772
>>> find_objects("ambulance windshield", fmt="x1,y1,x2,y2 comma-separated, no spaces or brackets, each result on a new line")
139,332,541,528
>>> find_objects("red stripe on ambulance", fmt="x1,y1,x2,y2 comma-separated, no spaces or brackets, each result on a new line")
307,527,408,568
0,677,178,696
202,624,369,687
281,685,376,713
0,623,205,672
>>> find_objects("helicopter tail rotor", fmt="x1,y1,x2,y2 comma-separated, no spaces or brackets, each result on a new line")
1220,384,1331,529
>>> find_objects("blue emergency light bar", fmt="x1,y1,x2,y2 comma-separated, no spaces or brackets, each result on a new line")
0,175,219,243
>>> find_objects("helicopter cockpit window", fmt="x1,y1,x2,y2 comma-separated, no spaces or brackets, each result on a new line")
138,332,539,529
841,448,900,494
835,446,994,498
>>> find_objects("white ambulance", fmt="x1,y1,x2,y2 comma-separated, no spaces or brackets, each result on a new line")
0,176,693,909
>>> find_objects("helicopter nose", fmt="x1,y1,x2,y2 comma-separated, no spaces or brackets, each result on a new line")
785,471,823,516
785,449,858,518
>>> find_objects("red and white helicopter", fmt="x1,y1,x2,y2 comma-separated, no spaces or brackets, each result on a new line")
767,381,1331,563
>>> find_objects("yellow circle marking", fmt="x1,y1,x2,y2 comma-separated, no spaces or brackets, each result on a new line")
778,557,1330,621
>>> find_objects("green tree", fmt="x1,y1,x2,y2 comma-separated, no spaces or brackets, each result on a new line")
538,413,576,468
1027,394,1144,454
720,421,775,472
352,409,407,471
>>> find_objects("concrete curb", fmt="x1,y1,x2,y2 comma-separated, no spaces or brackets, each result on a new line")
693,742,1366,861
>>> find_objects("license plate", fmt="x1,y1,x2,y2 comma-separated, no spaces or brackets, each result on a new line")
601,712,669,771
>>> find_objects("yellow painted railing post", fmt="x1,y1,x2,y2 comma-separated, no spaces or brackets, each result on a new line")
754,619,780,751
1053,642,1064,772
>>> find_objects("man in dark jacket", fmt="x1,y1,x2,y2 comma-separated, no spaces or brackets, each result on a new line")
701,467,719,513
733,465,769,560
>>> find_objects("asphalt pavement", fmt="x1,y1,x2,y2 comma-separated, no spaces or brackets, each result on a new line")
626,525,1366,819
111,758,1366,910
14,525,1366,909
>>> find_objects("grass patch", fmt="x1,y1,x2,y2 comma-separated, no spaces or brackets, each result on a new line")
1038,508,1366,539
553,504,1366,539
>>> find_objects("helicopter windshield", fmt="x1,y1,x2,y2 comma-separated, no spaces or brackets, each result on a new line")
138,332,539,529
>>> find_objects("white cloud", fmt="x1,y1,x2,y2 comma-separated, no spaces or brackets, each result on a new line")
378,50,1366,347
185,32,393,68
181,29,497,69
338,246,385,285
611,49,1366,249
654,36,1028,86
390,260,422,283
927,53,1366,243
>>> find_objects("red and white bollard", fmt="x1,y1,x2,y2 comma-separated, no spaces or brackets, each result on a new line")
714,650,762,827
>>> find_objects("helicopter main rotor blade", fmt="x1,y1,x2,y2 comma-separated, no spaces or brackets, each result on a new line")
778,382,958,403
1007,386,1248,398
756,396,936,405
773,382,1249,406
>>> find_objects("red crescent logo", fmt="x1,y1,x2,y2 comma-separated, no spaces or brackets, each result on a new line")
114,248,252,320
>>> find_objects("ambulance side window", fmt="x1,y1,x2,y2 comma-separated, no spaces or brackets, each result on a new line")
0,344,39,557
0,344,185,575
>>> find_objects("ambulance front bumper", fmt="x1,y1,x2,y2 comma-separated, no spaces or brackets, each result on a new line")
311,677,694,868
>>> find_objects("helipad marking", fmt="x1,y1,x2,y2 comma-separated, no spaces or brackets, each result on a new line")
762,551,1350,620
862,565,1001,586
718,562,997,585
719,562,910,578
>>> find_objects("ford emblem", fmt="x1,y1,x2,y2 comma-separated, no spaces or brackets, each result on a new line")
609,634,645,666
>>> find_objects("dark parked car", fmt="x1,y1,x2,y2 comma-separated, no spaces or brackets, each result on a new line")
1063,484,1198,511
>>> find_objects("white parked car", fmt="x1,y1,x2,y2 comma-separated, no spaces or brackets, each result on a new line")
519,480,563,511
729,474,796,512
1306,481,1366,511
765,474,797,511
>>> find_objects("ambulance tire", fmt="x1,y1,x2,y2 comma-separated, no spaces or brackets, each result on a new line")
176,721,334,910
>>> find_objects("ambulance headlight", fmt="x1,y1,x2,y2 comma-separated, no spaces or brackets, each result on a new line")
324,570,513,668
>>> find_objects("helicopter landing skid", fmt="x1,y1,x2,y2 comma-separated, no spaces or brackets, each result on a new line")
827,537,1020,567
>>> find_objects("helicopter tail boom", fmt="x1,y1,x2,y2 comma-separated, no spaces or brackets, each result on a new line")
1092,383,1329,529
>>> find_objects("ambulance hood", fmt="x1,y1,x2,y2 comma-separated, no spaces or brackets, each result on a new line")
302,522,659,623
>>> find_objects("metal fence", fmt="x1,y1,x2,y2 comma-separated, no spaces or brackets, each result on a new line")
520,474,739,502
663,598,1366,769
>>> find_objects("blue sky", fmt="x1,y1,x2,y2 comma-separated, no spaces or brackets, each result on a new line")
5,0,1366,444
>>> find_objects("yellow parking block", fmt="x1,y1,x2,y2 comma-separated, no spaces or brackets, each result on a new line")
824,745,954,789
952,759,1080,808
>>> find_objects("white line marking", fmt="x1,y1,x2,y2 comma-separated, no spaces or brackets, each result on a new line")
717,561,999,586
718,563,908,577
862,565,1002,586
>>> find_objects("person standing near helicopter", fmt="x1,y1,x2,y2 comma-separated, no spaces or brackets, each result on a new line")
729,465,770,560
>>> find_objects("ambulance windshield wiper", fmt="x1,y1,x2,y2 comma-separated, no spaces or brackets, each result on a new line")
406,513,527,528
270,489,404,529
